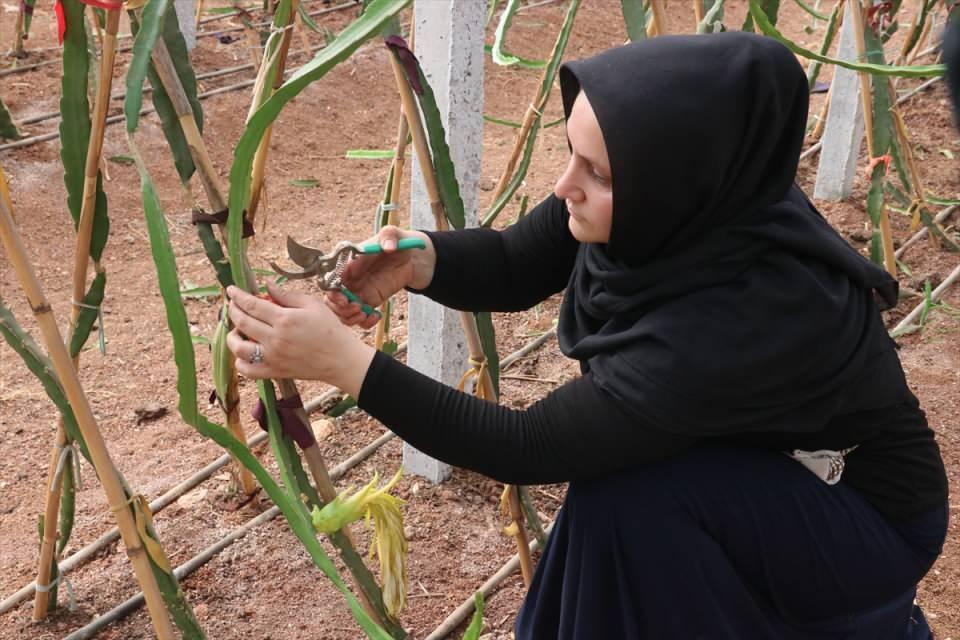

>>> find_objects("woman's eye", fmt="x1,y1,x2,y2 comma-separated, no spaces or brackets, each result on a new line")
591,169,610,185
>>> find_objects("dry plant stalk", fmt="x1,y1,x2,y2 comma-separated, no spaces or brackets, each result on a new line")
847,0,896,275
0,180,177,640
33,8,122,620
388,53,534,586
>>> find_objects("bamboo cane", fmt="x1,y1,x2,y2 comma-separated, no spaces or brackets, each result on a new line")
693,0,705,24
647,0,668,36
194,0,205,30
374,113,410,351
810,82,832,142
848,0,896,276
13,5,26,57
246,0,301,224
145,34,258,496
294,10,314,68
236,4,399,628
0,183,176,640
32,8,121,620
889,101,939,245
146,23,401,635
905,9,932,65
895,0,925,66
388,53,533,587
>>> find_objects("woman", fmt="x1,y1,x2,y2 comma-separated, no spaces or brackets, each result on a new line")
227,33,948,639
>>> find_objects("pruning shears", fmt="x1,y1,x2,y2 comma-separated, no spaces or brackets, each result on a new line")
270,236,426,316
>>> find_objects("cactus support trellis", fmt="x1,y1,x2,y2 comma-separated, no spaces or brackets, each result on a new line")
2,0,960,636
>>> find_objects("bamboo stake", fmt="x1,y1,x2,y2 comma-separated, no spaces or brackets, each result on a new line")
693,0,705,25
12,5,26,57
145,19,399,634
647,0,668,36
388,53,533,587
246,0,301,224
374,113,410,350
294,10,313,67
847,0,896,276
147,32,259,495
895,0,925,66
0,181,176,640
194,0,205,30
906,9,933,65
810,82,832,142
32,8,121,620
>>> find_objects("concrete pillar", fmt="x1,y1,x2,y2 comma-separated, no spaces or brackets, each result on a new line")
174,0,197,51
405,0,486,483
813,7,865,201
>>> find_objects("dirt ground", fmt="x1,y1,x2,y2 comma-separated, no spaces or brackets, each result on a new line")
0,0,957,638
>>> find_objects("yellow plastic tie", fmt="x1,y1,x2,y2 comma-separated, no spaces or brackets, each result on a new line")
457,356,489,400
111,494,172,574
133,495,173,574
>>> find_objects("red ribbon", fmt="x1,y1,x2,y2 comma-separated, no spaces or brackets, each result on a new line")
55,0,66,45
56,0,123,46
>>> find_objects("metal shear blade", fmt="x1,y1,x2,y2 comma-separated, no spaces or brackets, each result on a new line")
270,237,361,288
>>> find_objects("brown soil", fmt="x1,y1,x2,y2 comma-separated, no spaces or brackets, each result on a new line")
0,1,957,639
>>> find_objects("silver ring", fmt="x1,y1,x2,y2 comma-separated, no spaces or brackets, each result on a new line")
249,343,265,365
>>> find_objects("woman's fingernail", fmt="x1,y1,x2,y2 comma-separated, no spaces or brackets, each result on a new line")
384,239,396,250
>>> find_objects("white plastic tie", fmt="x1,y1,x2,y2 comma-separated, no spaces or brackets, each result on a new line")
72,299,106,355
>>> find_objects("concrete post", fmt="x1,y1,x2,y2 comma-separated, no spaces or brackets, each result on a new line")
174,0,197,51
813,8,865,201
405,0,486,483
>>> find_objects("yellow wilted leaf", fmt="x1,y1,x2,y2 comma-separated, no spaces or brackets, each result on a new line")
311,468,408,618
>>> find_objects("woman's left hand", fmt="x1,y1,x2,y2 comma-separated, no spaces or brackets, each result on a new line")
225,282,375,396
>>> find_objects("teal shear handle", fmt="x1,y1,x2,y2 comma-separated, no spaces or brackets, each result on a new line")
358,237,427,254
342,237,427,315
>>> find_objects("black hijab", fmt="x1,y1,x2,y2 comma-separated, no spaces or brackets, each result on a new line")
557,33,899,435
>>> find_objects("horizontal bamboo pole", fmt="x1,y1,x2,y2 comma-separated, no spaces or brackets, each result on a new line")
3,325,560,612
892,262,960,334
895,205,958,259
0,182,175,639
425,521,555,640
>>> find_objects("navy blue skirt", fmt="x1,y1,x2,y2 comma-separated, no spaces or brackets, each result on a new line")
516,446,947,639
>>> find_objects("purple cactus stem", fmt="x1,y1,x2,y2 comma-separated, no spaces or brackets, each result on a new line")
385,35,424,96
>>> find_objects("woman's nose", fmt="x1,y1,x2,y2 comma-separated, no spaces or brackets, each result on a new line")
554,159,583,202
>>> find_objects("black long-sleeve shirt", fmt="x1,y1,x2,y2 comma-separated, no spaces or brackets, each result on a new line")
358,196,947,520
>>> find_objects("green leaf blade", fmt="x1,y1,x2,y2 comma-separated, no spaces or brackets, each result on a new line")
125,0,170,133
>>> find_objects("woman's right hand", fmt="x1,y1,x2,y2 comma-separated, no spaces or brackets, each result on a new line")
324,226,436,329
